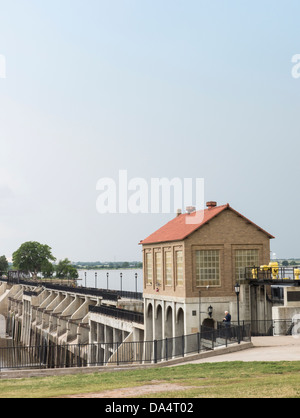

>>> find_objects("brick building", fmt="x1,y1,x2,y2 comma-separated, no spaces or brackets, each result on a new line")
140,202,274,342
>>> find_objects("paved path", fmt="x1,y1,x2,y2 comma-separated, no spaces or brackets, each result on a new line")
187,336,300,363
2,337,300,380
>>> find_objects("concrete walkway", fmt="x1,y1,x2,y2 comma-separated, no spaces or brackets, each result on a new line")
187,336,300,363
1,337,300,380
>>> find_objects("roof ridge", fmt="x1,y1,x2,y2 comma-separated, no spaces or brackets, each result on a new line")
140,203,274,245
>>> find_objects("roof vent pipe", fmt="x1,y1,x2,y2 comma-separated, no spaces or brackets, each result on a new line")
186,206,196,214
206,201,217,209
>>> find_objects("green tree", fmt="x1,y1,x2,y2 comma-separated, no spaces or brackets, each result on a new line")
41,260,55,278
0,255,9,272
56,258,78,280
282,260,289,266
12,241,56,279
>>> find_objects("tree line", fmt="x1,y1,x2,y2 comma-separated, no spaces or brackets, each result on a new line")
73,261,143,269
281,260,300,266
0,241,143,280
0,242,78,279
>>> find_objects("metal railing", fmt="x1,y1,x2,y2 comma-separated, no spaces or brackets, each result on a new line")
217,320,296,337
245,266,300,283
250,319,294,336
89,305,144,324
0,276,143,301
0,324,251,370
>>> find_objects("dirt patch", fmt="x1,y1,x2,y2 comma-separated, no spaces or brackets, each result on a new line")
64,383,195,398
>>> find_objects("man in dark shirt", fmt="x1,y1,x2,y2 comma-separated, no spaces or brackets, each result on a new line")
223,311,231,325
223,311,231,339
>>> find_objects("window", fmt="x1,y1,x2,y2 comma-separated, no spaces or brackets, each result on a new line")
196,250,220,286
235,249,259,280
155,252,162,287
165,251,172,286
145,252,153,284
176,251,183,286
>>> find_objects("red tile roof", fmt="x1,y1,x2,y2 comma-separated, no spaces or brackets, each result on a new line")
140,204,274,245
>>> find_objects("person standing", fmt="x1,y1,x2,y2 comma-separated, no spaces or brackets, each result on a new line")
223,311,231,339
223,311,231,326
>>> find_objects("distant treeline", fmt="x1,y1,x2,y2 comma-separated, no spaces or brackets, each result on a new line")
72,261,143,270
4,260,143,272
277,259,300,266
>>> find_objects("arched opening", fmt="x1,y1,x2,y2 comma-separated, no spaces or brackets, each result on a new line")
165,306,173,338
165,306,173,359
146,303,153,341
0,314,6,338
202,318,215,330
155,304,163,341
177,308,184,337
174,307,185,356
145,303,154,362
155,304,163,361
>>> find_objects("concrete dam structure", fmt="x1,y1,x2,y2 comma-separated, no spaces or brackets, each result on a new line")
3,202,299,369
0,276,253,369
0,278,144,367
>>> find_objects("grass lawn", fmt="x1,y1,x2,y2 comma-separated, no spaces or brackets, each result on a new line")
0,361,300,398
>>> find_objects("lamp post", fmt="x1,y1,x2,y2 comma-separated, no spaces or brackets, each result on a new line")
84,271,87,288
135,273,138,294
120,272,123,292
107,272,109,290
235,282,241,344
95,272,97,289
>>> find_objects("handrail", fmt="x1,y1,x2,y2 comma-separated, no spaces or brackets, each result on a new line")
89,305,144,324
245,266,300,282
0,276,143,301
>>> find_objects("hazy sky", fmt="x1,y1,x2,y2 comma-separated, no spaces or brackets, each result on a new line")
0,0,299,262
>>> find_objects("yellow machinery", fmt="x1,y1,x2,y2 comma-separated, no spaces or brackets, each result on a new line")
259,262,279,279
269,262,279,280
252,263,300,281
260,265,269,272
251,268,258,279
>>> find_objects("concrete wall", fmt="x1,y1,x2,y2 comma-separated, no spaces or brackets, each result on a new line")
1,280,145,366
272,287,300,336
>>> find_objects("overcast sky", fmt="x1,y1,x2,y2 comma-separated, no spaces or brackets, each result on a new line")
0,0,299,262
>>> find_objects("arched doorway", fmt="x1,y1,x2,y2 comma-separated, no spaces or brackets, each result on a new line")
145,303,154,362
155,304,163,341
165,306,173,359
165,306,173,338
0,314,6,338
174,307,185,356
202,318,215,330
155,305,163,361
146,303,153,341
177,308,184,337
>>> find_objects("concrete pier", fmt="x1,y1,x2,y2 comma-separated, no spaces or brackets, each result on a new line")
0,280,144,367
